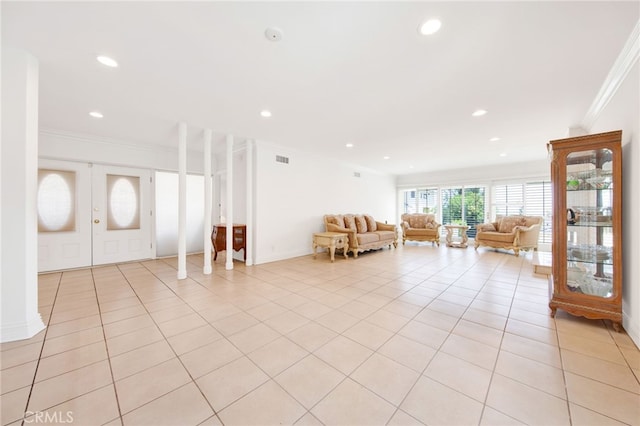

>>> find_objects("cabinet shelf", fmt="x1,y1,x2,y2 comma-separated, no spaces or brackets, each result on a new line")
568,222,612,228
548,130,622,331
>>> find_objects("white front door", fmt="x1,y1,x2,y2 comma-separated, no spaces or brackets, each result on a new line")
91,165,152,265
37,160,92,271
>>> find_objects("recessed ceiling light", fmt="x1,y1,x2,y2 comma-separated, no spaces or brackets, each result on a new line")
345,143,354,148
499,152,507,157
409,165,414,169
260,110,272,118
265,27,283,42
489,137,500,142
419,19,442,35
472,109,488,117
96,56,118,68
89,111,103,118
383,156,390,160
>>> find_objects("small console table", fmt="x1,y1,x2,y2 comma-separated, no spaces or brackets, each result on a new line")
313,232,348,262
212,224,246,261
444,224,469,248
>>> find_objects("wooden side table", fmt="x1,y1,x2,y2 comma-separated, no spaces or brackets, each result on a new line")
313,232,348,262
444,225,469,248
212,224,246,261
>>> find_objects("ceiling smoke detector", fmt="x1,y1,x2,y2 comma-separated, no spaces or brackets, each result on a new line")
265,27,283,42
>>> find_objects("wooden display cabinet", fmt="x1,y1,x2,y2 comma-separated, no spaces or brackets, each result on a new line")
548,130,623,331
211,224,246,261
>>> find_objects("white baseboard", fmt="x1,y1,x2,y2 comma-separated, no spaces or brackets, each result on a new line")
623,311,640,349
0,314,46,343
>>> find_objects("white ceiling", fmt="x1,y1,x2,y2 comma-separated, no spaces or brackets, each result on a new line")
2,1,638,175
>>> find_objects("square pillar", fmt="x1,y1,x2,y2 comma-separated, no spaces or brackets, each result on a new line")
1,48,46,342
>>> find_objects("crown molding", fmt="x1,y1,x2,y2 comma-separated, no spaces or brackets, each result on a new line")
581,20,639,131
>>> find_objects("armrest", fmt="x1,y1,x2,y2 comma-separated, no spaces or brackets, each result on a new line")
327,223,358,248
326,223,350,233
376,222,396,231
401,221,410,231
514,224,541,247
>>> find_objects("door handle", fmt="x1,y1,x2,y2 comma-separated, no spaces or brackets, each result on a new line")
94,219,100,224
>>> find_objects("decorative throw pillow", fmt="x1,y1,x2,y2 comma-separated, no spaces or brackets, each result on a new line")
425,221,437,230
355,215,368,233
343,214,357,232
364,214,377,231
478,223,496,232
498,216,527,233
327,215,344,228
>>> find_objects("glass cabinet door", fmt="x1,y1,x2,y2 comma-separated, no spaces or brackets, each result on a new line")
565,148,614,298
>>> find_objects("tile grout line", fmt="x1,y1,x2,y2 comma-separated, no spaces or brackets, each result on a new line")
19,271,63,425
90,267,125,426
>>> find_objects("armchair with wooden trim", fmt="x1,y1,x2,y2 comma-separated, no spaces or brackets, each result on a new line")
474,215,543,256
401,213,441,246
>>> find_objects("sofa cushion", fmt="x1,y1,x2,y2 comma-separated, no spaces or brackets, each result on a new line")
343,214,357,232
364,215,377,231
355,215,368,233
405,228,437,236
479,231,517,244
498,216,527,233
374,230,396,241
357,232,380,245
478,223,497,232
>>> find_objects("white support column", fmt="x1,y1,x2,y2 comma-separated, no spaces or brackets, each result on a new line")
177,122,187,280
245,139,254,266
203,129,213,275
225,134,234,270
1,48,46,342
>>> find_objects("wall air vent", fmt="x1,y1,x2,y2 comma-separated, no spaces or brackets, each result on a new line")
275,155,289,164
353,172,361,178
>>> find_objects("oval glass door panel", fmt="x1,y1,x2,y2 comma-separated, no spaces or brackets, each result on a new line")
107,175,140,230
37,169,76,232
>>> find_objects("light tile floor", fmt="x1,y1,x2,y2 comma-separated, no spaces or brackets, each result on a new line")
2,245,639,425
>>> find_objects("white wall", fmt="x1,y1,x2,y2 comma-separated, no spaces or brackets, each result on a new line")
589,62,639,347
396,159,550,188
253,141,396,264
39,130,207,174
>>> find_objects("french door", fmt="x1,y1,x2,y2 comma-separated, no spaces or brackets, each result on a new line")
91,165,152,265
37,160,152,272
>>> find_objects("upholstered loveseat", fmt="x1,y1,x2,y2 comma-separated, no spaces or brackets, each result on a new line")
401,213,441,246
474,215,543,256
324,214,397,258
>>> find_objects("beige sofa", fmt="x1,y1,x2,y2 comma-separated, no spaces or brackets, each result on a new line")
474,215,543,256
324,214,397,257
401,213,441,246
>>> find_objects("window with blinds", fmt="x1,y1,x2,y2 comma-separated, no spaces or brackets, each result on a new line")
403,188,438,214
